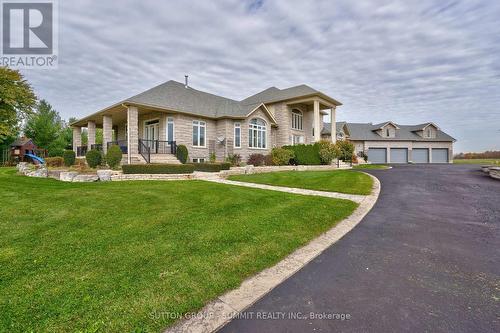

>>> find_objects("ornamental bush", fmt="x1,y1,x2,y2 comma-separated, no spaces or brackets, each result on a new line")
106,145,122,169
176,145,188,164
247,153,265,166
85,149,102,168
45,156,64,167
318,140,340,165
271,147,294,166
62,150,76,166
192,162,231,172
226,154,242,166
336,140,355,162
283,143,321,165
122,164,194,174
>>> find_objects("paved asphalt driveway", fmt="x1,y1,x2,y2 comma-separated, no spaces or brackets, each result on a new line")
220,165,500,333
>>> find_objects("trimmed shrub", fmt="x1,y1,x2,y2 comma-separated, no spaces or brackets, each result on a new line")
122,164,194,174
247,153,265,166
283,143,321,165
48,148,64,157
226,154,241,166
63,150,76,166
264,154,273,166
318,140,340,165
45,156,64,167
106,145,123,169
86,149,102,168
192,162,231,172
271,147,295,166
176,145,188,164
336,140,355,162
209,152,216,163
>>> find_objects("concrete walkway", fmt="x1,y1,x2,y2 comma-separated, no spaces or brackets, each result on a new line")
165,173,380,333
201,177,367,203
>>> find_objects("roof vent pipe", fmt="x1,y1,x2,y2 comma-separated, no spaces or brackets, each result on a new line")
184,75,188,88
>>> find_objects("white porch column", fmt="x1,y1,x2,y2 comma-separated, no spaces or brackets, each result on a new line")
72,126,81,153
313,100,321,142
330,106,337,143
127,106,139,164
102,115,112,154
87,121,96,151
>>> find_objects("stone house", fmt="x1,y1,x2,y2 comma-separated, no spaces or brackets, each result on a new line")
71,79,341,164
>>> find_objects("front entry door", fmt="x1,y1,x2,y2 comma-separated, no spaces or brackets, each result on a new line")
144,120,159,153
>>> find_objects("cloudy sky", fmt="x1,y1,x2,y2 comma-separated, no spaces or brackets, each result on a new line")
22,0,500,153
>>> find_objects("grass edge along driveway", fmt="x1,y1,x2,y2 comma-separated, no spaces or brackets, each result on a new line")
228,170,373,195
0,168,358,332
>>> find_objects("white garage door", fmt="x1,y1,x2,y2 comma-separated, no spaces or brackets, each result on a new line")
390,148,408,163
432,148,449,163
368,148,387,164
413,148,429,163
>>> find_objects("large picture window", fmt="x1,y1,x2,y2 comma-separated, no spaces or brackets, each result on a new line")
192,120,206,147
248,118,266,149
234,123,241,148
291,109,303,130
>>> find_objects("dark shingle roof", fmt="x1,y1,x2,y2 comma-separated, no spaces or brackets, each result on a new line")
342,122,455,142
241,84,324,105
321,122,346,135
10,137,32,147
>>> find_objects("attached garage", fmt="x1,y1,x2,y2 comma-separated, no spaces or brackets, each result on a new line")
390,148,408,163
413,148,429,163
432,148,449,163
368,148,387,164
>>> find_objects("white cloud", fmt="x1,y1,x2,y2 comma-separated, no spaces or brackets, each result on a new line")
22,0,500,152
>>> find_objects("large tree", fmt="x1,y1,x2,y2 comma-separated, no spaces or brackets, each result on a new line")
24,100,68,156
0,67,37,146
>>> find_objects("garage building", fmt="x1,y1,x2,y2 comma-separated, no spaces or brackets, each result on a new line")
325,121,455,164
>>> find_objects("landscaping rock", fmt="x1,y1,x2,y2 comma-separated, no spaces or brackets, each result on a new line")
97,170,113,181
72,174,99,182
59,171,78,182
481,165,491,173
48,170,62,180
489,167,500,180
26,167,48,178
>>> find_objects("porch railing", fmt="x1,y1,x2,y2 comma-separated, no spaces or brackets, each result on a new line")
76,146,87,157
138,139,150,163
140,140,177,155
106,140,128,153
91,144,103,151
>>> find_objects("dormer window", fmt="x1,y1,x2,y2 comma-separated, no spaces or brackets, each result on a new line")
427,128,431,138
386,128,390,137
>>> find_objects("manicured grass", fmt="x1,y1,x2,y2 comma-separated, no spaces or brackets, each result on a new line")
0,168,357,332
353,164,389,170
228,170,373,195
453,159,500,165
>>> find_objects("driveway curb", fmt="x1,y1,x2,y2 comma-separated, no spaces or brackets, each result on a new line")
164,173,381,333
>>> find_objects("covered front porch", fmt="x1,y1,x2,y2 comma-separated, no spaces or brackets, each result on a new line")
71,104,177,164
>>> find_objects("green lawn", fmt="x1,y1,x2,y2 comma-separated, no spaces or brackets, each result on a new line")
353,164,389,170
0,168,357,332
453,159,500,165
228,170,373,195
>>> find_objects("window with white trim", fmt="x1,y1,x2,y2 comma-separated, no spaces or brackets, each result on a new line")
427,128,432,138
234,122,241,148
192,158,205,163
248,118,266,149
166,117,174,142
292,135,304,145
192,120,206,147
386,128,390,137
291,109,303,130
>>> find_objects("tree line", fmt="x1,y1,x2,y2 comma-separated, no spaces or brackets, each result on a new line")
0,66,102,157
454,151,500,159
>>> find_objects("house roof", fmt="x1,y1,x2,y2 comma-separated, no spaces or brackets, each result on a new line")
341,122,455,142
72,80,341,126
10,137,33,147
321,122,346,135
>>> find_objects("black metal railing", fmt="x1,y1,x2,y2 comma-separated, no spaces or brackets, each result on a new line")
76,146,87,157
138,139,150,163
91,144,103,151
106,140,128,153
140,140,177,155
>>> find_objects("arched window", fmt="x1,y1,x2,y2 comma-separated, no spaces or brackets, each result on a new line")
248,118,267,149
291,109,303,130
